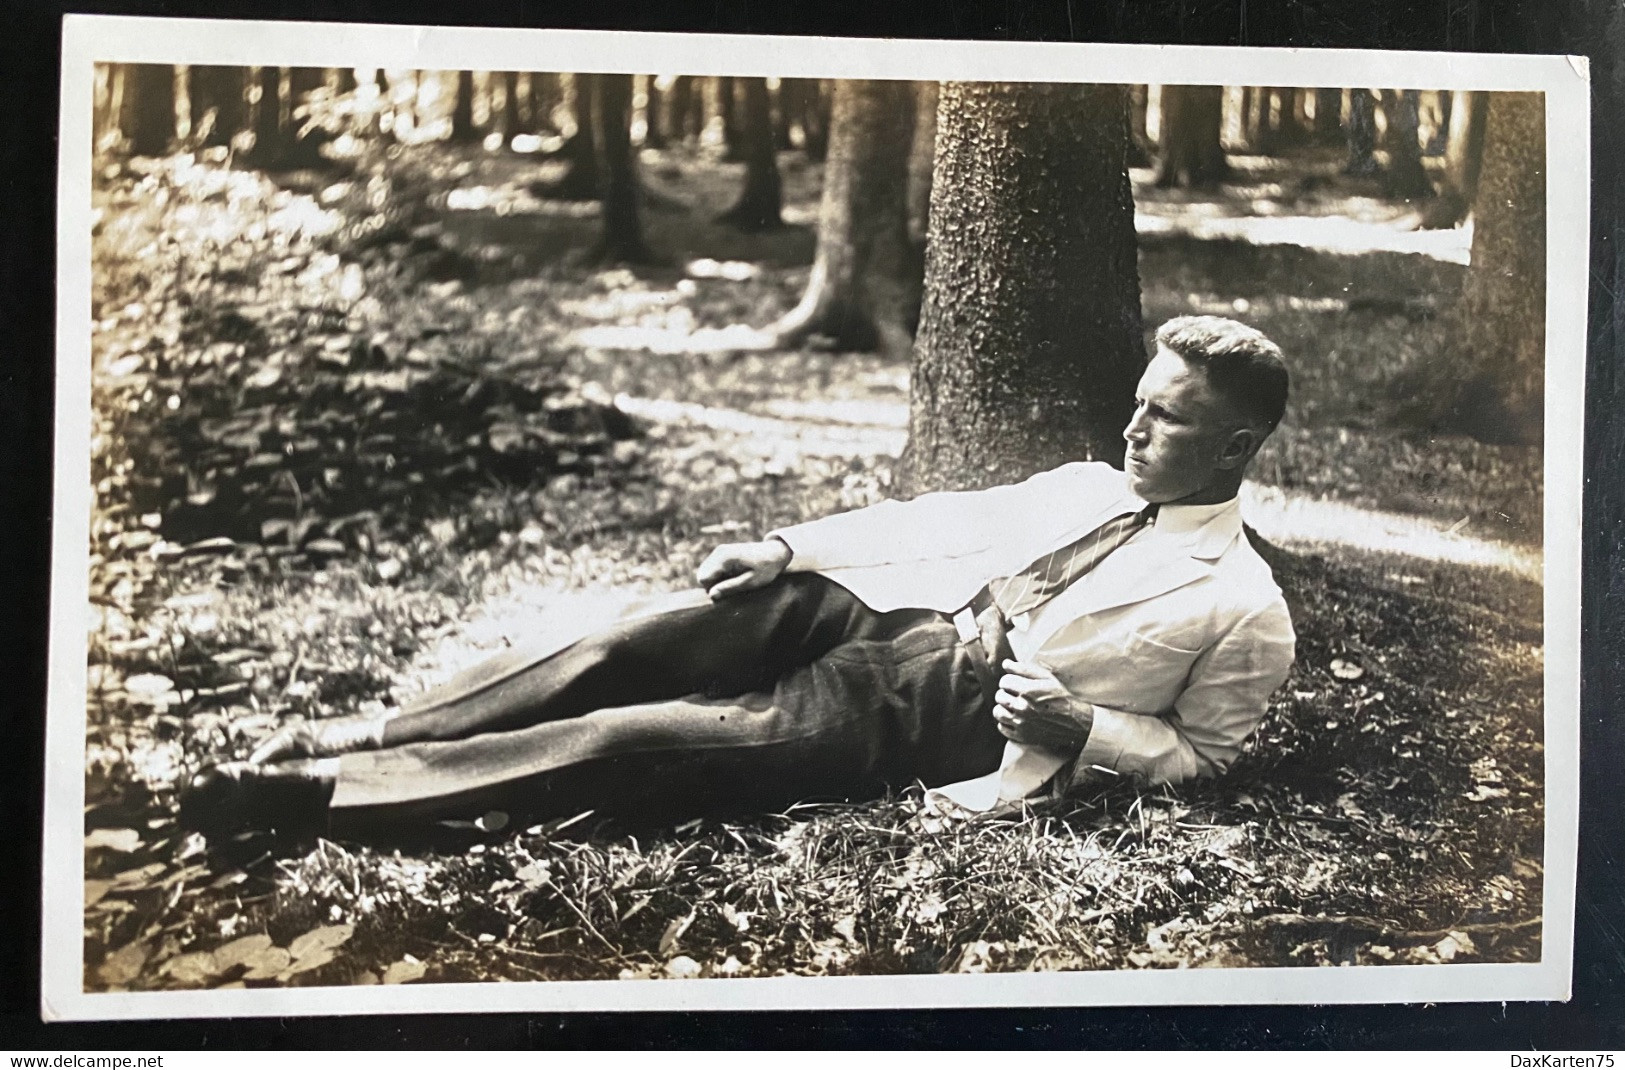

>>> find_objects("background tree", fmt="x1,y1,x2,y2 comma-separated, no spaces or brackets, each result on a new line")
906,81,939,248
1381,89,1433,199
544,73,602,200
1419,90,1488,229
796,79,832,161
187,66,244,149
1428,91,1546,444
717,77,782,231
1126,84,1153,167
498,71,522,145
641,75,666,149
903,81,1144,493
1344,88,1380,175
1313,87,1344,142
668,75,701,142
528,72,560,134
765,79,917,354
121,64,176,157
717,76,743,160
1155,84,1228,188
246,65,287,167
594,73,655,263
451,70,478,143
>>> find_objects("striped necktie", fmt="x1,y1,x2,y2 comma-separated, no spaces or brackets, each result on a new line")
988,504,1158,619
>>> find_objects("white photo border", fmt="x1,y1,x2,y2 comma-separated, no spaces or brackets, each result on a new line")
44,13,1590,1020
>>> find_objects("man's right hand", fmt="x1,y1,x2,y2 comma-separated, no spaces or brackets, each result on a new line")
696,539,794,600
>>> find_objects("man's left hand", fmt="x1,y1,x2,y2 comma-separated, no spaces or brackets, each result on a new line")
994,659,1093,752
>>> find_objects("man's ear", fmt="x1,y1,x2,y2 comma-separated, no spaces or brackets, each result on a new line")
1216,427,1262,470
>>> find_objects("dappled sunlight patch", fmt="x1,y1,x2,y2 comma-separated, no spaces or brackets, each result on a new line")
570,322,781,354
1137,210,1471,264
614,395,906,458
1242,483,1542,580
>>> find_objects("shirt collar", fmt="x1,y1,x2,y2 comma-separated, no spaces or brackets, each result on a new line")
1146,496,1243,559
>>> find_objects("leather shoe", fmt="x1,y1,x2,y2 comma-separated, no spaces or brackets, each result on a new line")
178,759,337,840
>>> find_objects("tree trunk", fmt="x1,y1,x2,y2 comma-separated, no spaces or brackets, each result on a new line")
772,78,794,149
335,68,357,94
498,71,522,144
247,65,286,167
799,79,832,161
451,69,478,142
903,81,1144,493
1432,91,1545,444
717,76,744,160
1126,84,1152,167
767,80,917,355
594,73,655,264
187,66,244,148
1419,91,1488,229
907,81,939,248
717,77,783,231
1381,89,1433,199
1313,86,1343,141
527,72,559,133
1155,84,1228,188
669,75,698,141
542,73,602,200
121,63,176,157
1344,88,1380,175
641,75,666,148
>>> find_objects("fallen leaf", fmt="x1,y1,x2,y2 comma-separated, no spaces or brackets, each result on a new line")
381,958,427,985
288,923,354,960
1329,658,1364,681
111,862,168,889
84,880,113,907
240,946,292,980
212,933,273,971
97,940,149,986
85,828,142,853
159,951,221,986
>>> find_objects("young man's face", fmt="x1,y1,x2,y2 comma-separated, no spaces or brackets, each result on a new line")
1122,345,1253,505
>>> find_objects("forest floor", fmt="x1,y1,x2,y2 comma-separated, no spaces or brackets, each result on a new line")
78,137,1545,991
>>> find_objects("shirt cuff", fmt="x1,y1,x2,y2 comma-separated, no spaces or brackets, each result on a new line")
765,529,821,572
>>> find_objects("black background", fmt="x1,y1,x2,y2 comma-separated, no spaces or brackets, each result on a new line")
2,0,1620,1049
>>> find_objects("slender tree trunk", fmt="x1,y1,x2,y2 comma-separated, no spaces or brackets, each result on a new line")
594,73,655,264
717,76,744,160
903,81,1143,493
1344,88,1380,175
1126,84,1152,167
772,78,794,149
717,77,783,230
1431,91,1545,444
1382,89,1433,199
498,71,521,144
1313,86,1343,141
187,66,245,148
121,63,176,157
642,75,666,148
1419,91,1488,229
767,79,917,354
907,81,940,248
335,68,357,94
451,70,479,142
799,79,831,161
543,73,602,200
669,75,696,141
247,65,286,166
527,72,559,133
1155,84,1228,188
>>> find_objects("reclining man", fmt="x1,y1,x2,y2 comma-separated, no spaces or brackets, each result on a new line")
180,315,1296,840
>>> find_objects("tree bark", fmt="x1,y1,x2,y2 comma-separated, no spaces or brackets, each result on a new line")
799,79,832,161
1381,89,1433,199
907,81,940,248
669,75,699,141
902,82,1144,494
1419,91,1488,229
717,77,783,231
1155,84,1229,188
451,69,479,143
1344,88,1380,175
767,80,917,355
1432,91,1545,444
594,73,656,264
187,66,245,148
1313,86,1343,141
528,72,560,133
122,63,176,157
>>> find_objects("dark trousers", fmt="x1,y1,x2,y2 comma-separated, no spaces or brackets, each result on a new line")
327,575,1007,831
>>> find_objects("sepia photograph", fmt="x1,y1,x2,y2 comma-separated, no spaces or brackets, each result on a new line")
43,18,1587,1018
